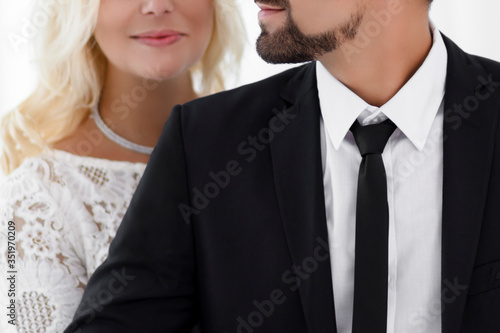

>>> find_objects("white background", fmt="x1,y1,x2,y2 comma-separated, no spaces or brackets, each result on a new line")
1,0,500,116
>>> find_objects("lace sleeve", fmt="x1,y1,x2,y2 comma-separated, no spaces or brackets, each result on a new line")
0,170,88,333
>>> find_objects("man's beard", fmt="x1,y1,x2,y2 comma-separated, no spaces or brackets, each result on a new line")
256,4,366,64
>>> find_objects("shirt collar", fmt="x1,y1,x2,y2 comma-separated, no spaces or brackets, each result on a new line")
317,24,448,151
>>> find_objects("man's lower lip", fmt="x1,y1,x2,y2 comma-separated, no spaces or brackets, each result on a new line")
258,9,285,20
132,35,183,47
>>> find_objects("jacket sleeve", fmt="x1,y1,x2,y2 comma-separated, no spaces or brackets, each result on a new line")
65,106,199,332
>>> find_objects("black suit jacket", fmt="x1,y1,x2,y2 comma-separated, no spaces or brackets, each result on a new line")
66,34,500,333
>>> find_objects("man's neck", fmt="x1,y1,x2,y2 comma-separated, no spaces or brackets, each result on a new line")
318,3,433,107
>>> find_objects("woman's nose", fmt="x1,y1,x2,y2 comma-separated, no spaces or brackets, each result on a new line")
141,0,174,16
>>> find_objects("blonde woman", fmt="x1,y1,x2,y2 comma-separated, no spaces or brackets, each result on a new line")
0,0,244,331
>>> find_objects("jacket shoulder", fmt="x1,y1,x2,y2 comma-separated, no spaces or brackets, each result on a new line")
181,64,309,115
172,64,312,151
442,33,500,83
467,53,500,81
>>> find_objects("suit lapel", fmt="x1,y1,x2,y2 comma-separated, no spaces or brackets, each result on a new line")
441,34,500,333
269,62,337,333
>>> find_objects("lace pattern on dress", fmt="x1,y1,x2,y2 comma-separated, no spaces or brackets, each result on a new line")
0,150,146,333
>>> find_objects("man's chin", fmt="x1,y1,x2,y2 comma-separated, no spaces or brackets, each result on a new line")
256,32,315,64
256,33,284,64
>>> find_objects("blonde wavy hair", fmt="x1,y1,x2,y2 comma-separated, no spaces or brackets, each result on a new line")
0,0,245,175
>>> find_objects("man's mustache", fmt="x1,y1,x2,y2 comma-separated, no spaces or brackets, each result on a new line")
255,0,288,8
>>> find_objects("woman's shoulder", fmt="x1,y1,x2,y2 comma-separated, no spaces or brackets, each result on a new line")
0,151,65,199
0,149,79,194
0,149,146,199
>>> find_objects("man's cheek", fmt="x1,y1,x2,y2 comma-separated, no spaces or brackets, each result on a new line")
288,5,333,35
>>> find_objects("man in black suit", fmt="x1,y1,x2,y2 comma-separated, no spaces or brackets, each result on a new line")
67,0,500,332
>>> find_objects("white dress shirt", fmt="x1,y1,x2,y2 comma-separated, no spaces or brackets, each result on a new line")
317,25,447,333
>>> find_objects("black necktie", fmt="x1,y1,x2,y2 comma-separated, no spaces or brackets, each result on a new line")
350,119,397,333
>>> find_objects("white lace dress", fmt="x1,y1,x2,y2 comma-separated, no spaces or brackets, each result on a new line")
0,149,146,333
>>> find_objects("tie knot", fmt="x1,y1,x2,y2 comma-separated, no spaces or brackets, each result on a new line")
350,119,397,156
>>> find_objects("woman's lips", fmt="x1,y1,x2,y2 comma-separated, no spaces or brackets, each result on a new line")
131,31,185,47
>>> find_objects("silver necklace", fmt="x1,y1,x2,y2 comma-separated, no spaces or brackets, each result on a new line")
90,105,154,155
